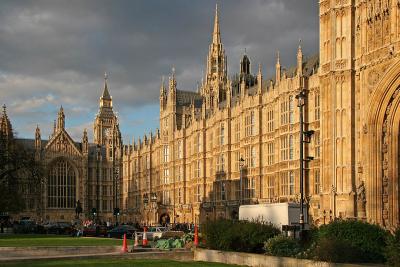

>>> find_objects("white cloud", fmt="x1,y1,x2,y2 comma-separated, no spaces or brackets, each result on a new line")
10,94,55,113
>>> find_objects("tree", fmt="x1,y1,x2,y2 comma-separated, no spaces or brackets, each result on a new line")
0,133,44,214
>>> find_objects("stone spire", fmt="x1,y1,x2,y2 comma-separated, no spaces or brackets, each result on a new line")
160,75,167,111
168,67,177,107
212,3,221,44
82,128,88,154
275,51,281,85
56,106,65,131
100,72,112,108
257,63,263,94
35,125,41,144
297,40,303,76
204,3,227,107
169,67,177,95
0,104,13,139
160,75,166,96
102,72,111,100
35,125,41,160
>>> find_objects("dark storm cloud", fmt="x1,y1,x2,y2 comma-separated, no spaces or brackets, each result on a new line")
0,0,318,139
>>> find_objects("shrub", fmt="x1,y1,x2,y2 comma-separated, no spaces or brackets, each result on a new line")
314,220,388,263
312,237,364,263
202,219,280,253
264,235,301,257
385,228,400,266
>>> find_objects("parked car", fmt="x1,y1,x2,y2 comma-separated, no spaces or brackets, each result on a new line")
13,220,38,234
83,225,108,237
45,222,73,235
107,225,137,239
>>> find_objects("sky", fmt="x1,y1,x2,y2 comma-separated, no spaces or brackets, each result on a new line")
0,0,319,143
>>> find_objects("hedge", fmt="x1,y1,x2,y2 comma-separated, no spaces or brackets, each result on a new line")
202,219,280,253
313,220,388,263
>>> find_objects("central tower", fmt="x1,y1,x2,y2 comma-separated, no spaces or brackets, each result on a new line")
202,3,228,109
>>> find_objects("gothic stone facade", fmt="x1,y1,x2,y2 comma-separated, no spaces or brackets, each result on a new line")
5,1,400,229
119,2,400,230
7,78,123,222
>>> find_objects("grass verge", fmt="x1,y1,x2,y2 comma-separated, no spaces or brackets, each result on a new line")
0,235,122,247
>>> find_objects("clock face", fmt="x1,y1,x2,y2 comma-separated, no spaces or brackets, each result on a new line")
104,128,111,137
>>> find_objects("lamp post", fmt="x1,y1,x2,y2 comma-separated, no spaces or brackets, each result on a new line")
296,89,306,231
150,193,157,225
143,193,149,225
96,145,101,222
239,157,245,205
143,193,149,205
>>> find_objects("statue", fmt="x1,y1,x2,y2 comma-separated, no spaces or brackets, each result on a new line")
75,200,83,219
357,181,366,202
357,181,366,218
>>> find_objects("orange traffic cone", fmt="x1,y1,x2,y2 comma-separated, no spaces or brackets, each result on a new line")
133,232,139,249
142,227,148,247
121,233,128,253
194,224,199,247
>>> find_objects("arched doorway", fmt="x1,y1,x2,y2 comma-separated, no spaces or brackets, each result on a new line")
159,213,170,226
365,60,400,230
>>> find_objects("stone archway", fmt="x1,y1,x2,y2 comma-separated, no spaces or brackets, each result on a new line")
365,60,400,230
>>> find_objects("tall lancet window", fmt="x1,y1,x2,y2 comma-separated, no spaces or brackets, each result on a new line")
47,159,76,208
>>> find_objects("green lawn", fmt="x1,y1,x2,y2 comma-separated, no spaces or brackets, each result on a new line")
0,259,238,267
0,235,123,247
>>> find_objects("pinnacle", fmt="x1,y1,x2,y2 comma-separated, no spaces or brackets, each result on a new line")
276,50,280,65
297,39,303,55
102,73,111,100
212,3,221,44
2,104,7,116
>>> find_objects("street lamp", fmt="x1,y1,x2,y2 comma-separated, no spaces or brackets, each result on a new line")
239,157,245,205
143,193,149,205
96,145,101,222
142,193,149,225
295,89,306,231
150,193,157,203
150,193,158,225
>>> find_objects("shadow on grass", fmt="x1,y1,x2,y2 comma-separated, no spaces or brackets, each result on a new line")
0,259,238,267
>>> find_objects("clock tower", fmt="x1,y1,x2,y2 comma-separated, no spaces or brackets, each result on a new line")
94,73,120,146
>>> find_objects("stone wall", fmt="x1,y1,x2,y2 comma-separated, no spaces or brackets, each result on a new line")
193,248,378,267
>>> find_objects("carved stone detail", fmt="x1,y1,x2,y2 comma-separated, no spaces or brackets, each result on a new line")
363,124,368,134
367,69,380,87
380,86,400,226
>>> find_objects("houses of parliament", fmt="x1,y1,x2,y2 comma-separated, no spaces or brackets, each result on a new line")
2,1,400,230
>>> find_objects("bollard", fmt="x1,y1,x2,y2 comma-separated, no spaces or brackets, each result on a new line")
134,232,139,248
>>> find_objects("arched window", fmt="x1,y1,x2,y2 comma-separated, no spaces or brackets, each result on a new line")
47,159,76,208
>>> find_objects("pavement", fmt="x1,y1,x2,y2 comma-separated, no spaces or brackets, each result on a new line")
0,247,193,263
